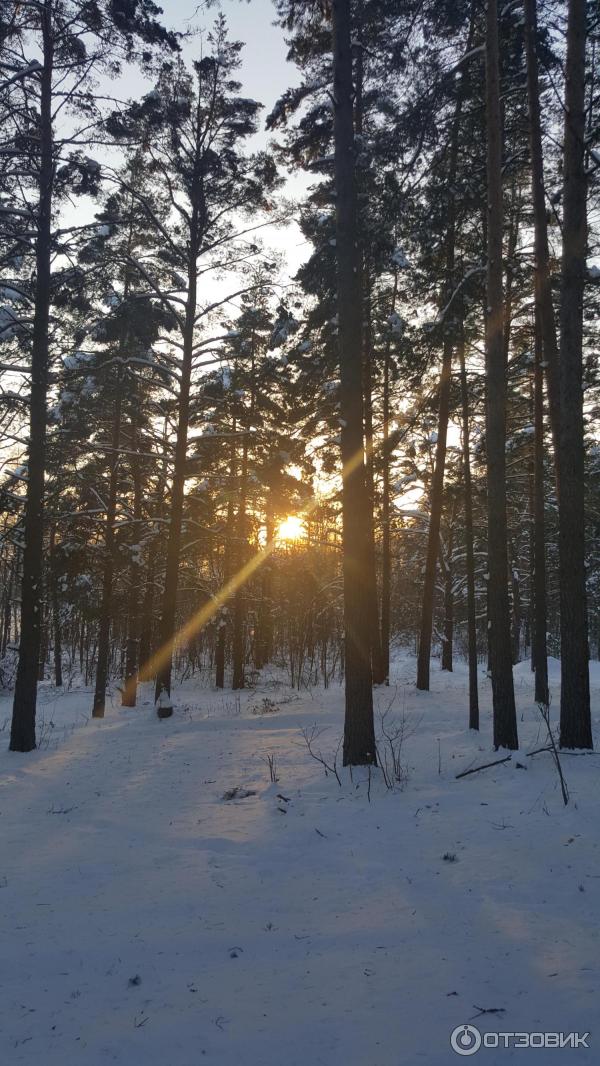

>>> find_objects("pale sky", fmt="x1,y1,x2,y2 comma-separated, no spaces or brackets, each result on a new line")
173,0,296,130
120,0,300,145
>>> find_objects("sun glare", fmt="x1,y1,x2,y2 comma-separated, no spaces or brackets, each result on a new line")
276,515,306,543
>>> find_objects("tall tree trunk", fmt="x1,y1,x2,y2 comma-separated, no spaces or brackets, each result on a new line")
38,600,49,681
122,449,143,707
524,0,561,483
415,10,474,689
484,0,518,749
380,275,397,685
1,566,13,657
255,502,274,670
95,214,135,715
441,501,455,672
509,541,521,664
416,336,453,690
10,4,53,752
332,0,375,766
502,179,520,376
558,0,592,749
459,336,479,729
215,619,226,688
137,539,157,678
232,355,255,692
215,484,235,688
79,619,85,675
154,219,199,708
528,396,536,673
532,321,549,705
503,187,522,661
92,383,123,717
363,314,385,683
50,528,62,688
354,29,384,686
231,462,248,691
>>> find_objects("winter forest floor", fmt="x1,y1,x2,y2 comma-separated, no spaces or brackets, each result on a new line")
1,655,599,1066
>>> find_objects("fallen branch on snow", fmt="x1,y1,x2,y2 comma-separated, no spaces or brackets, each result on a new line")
455,756,512,779
527,746,599,758
470,1005,506,1020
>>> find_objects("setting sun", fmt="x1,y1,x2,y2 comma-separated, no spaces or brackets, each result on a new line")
276,515,307,543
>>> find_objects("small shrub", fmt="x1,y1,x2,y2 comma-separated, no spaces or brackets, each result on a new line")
261,752,279,783
252,697,280,716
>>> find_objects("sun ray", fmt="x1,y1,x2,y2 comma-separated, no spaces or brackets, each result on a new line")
128,423,396,706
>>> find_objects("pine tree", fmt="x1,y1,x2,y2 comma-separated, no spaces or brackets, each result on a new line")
523,0,561,480
3,0,177,751
558,0,593,749
331,0,376,765
106,26,280,709
484,0,518,749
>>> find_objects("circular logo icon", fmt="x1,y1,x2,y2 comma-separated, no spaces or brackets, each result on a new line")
451,1024,482,1056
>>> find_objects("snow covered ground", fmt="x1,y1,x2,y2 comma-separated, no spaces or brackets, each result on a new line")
1,655,599,1065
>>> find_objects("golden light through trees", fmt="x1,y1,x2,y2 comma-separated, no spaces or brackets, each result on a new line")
276,515,307,543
